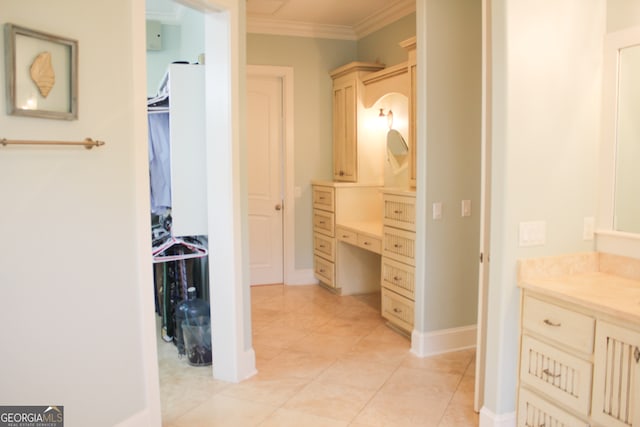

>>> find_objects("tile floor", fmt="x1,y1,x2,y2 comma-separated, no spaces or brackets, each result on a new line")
158,284,479,426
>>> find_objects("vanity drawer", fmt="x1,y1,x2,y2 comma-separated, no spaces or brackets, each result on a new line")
522,295,594,354
313,233,335,262
312,185,335,212
383,194,416,231
381,258,415,300
517,388,589,427
313,209,335,237
520,334,592,416
357,234,381,254
336,227,357,245
381,288,414,332
314,255,335,288
382,226,415,266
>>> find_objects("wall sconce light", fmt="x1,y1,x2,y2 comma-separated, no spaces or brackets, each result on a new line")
379,109,394,129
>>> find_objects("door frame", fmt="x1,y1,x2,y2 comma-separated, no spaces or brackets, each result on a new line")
247,65,295,285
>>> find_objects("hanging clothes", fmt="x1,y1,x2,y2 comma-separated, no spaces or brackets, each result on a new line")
148,111,171,214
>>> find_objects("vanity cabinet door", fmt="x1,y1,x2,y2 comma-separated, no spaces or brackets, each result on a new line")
591,320,640,427
332,80,357,182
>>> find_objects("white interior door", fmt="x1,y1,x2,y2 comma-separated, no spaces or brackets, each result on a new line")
247,74,284,285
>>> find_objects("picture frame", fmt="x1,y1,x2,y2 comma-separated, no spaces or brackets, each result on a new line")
4,23,78,120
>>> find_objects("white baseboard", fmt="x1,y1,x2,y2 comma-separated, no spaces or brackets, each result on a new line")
238,346,257,381
479,407,516,427
284,268,317,286
410,324,477,357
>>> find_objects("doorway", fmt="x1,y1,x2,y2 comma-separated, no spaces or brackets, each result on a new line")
247,72,284,285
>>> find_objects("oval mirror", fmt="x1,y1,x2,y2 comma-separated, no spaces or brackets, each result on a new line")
387,129,408,172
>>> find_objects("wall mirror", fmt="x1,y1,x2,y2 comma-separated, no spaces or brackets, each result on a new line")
597,26,640,256
387,128,409,171
612,43,640,233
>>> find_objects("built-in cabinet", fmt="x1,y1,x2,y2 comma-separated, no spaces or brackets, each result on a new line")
380,190,416,333
330,62,385,184
517,289,640,427
312,182,382,293
400,37,417,188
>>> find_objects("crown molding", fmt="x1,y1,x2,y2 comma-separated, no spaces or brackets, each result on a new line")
354,0,415,39
247,17,357,40
247,0,415,40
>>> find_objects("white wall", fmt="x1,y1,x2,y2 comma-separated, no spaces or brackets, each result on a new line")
482,0,604,417
0,1,159,426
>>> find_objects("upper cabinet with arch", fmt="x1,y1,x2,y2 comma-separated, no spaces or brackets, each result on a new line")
329,37,417,187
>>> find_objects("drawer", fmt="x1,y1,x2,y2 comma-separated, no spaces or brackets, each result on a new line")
383,194,416,231
381,288,414,332
357,234,381,254
336,227,357,245
522,295,594,354
312,185,335,212
382,226,415,266
313,209,335,237
381,257,415,300
314,255,335,288
313,233,335,262
520,335,592,416
517,387,589,427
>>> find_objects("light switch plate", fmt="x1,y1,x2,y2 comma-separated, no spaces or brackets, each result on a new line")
519,221,546,247
433,202,442,220
461,200,471,217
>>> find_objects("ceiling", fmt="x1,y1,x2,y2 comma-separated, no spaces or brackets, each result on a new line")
146,0,415,40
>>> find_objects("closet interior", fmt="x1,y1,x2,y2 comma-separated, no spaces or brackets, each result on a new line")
147,51,210,364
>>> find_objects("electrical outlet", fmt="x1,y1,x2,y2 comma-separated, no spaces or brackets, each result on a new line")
461,200,471,217
583,217,595,240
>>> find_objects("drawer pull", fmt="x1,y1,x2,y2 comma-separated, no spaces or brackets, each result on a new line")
394,244,403,248
394,210,403,214
393,276,401,282
319,244,325,248
363,241,371,245
318,221,326,225
319,196,325,200
543,319,561,327
542,368,561,379
319,269,325,273
393,308,402,313
342,235,349,238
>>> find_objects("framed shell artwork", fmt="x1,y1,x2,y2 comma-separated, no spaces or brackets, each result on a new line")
4,23,78,120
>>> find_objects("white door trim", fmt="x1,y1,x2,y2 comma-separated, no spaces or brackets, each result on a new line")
247,65,295,285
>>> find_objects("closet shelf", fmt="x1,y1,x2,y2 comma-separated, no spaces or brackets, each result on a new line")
1,137,105,150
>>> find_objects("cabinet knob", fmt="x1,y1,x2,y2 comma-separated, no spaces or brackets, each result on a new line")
275,204,282,211
339,171,345,176
363,241,371,245
635,346,640,363
394,244,403,248
393,276,401,282
393,308,402,313
394,210,403,214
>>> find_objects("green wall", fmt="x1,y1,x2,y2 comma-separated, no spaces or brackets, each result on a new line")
358,13,417,67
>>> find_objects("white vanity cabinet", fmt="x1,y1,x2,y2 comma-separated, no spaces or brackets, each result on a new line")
591,320,640,427
380,190,416,333
517,264,640,427
330,62,385,184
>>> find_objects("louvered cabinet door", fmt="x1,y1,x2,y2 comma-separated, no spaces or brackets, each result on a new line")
592,320,640,427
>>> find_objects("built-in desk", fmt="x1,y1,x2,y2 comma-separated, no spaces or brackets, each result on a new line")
335,221,383,295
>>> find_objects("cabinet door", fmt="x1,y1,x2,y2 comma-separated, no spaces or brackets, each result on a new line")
592,320,640,427
333,80,357,182
409,62,417,187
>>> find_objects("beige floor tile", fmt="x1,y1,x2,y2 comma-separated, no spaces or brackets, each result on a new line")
314,317,384,337
386,367,462,394
258,408,350,427
221,375,310,406
253,324,310,349
272,311,333,332
256,349,336,379
402,349,475,375
172,394,277,427
346,336,410,366
353,385,451,427
316,357,398,390
287,332,363,357
437,402,479,427
284,380,377,422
